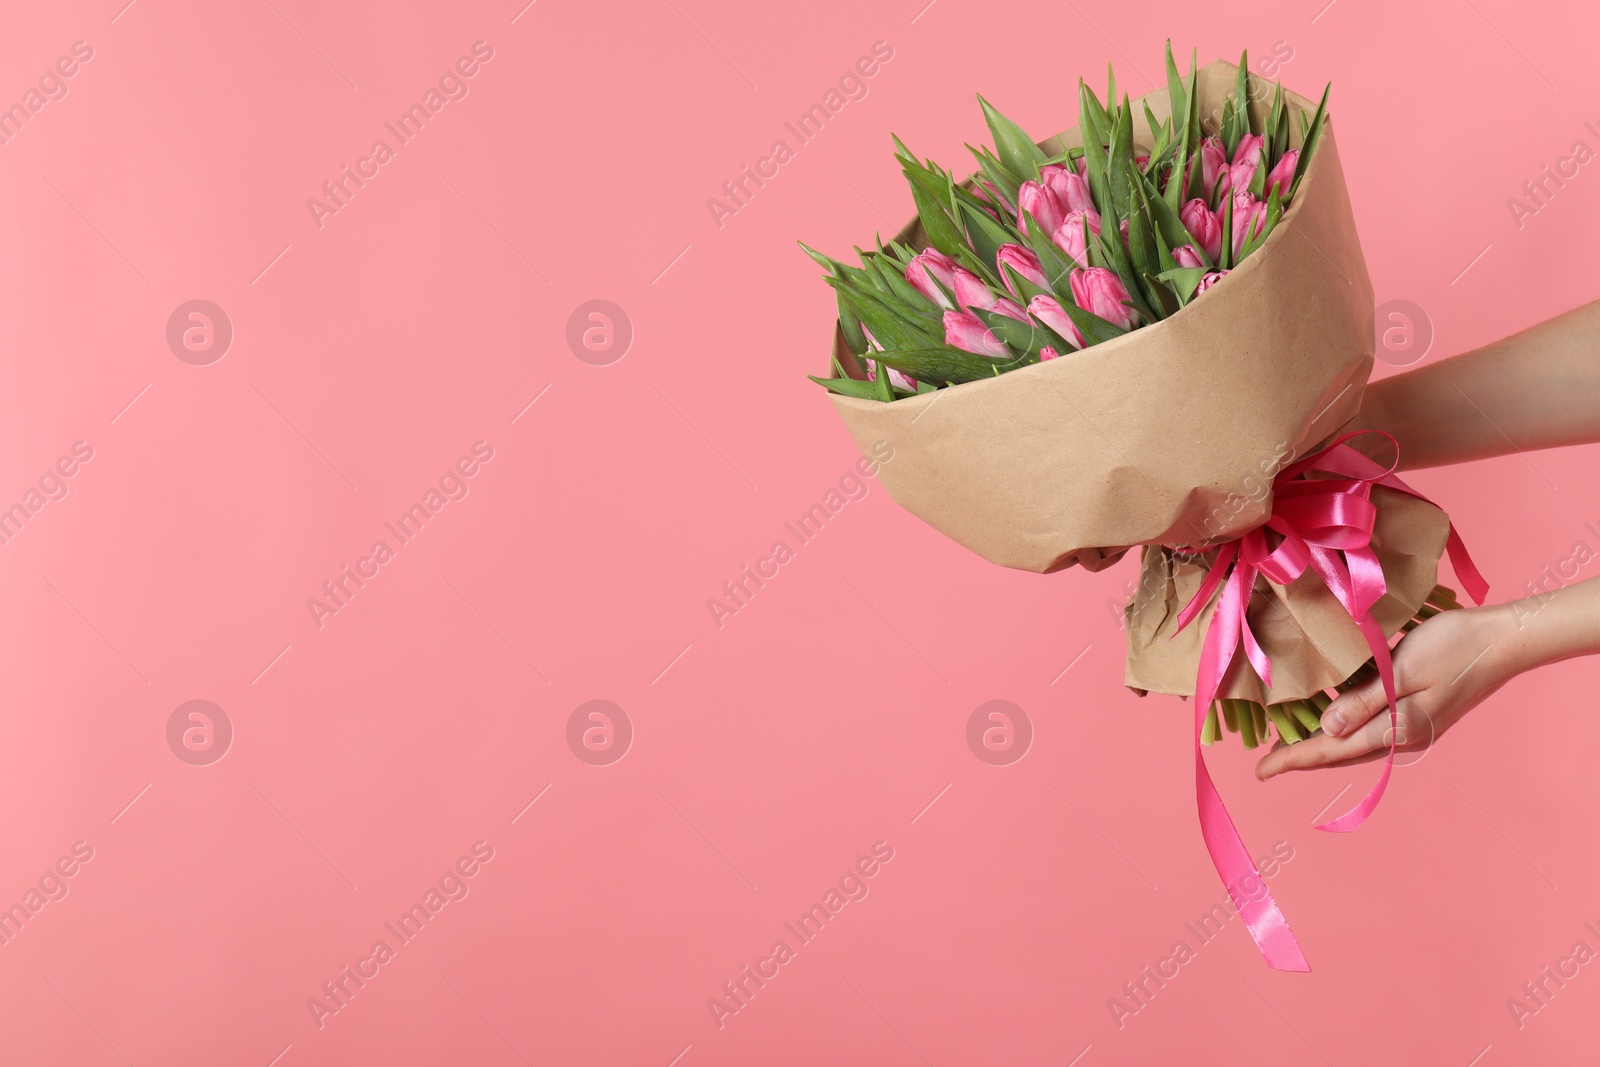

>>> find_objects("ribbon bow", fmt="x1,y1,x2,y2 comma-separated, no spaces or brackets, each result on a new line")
1171,432,1487,971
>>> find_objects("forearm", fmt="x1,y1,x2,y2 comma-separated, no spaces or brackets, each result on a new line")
1351,300,1600,470
1496,574,1600,674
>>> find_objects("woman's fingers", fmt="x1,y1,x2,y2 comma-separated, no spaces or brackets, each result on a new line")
1076,546,1130,572
1254,709,1397,779
1320,674,1389,738
1255,697,1420,779
1055,546,1133,572
1256,731,1373,779
1255,735,1395,779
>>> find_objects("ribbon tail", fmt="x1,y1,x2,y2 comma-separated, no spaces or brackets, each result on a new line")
1196,743,1311,971
1190,569,1309,970
1315,613,1399,833
1444,526,1490,605
1371,469,1489,605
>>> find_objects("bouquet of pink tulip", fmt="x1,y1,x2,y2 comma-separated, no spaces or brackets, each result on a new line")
804,44,1327,400
805,44,1488,971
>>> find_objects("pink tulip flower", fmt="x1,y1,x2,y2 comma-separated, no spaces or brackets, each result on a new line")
866,359,917,391
1222,134,1265,197
943,309,1010,357
1231,192,1268,255
906,248,958,308
1232,133,1264,168
1195,270,1228,295
1069,267,1140,331
1265,149,1299,199
996,244,1049,296
1039,345,1061,361
1017,180,1065,235
1225,160,1253,198
952,269,1028,320
1026,294,1087,350
1173,244,1205,269
1050,208,1102,265
1041,164,1095,214
952,268,994,311
1179,199,1222,262
991,296,1028,320
1199,137,1229,197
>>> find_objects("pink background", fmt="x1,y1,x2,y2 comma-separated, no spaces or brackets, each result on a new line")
1,0,1598,1063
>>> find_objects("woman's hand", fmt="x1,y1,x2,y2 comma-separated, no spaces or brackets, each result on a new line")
1059,546,1131,572
1255,603,1523,779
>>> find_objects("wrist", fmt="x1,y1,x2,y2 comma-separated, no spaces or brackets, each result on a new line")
1494,591,1594,674
1340,389,1408,467
1472,601,1543,678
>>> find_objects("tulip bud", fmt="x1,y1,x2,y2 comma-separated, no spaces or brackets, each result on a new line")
1068,268,1140,331
1226,159,1256,198
952,270,1029,321
952,268,995,312
1195,270,1228,295
1265,149,1299,199
1042,164,1095,214
1231,192,1268,255
1026,294,1087,350
943,309,1010,358
1017,180,1065,235
906,249,958,308
1050,208,1102,266
996,244,1049,297
866,359,918,391
1224,134,1265,198
1173,244,1205,269
1039,345,1061,361
1232,134,1264,168
991,296,1029,321
1199,137,1229,197
1179,199,1222,262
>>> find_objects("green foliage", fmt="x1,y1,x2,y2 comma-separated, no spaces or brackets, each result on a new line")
804,48,1331,401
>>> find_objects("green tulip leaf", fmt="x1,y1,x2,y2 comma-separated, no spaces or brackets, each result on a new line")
977,94,1046,180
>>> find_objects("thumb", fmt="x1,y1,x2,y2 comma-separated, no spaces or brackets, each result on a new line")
1321,676,1387,738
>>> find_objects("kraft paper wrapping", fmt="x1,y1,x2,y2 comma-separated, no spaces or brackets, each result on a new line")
827,61,1375,574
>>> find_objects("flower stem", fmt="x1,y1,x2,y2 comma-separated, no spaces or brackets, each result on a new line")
1267,703,1302,743
1220,698,1239,733
1231,699,1258,748
1288,699,1323,734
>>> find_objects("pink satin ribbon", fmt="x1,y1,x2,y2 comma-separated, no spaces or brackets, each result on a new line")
1171,432,1487,971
